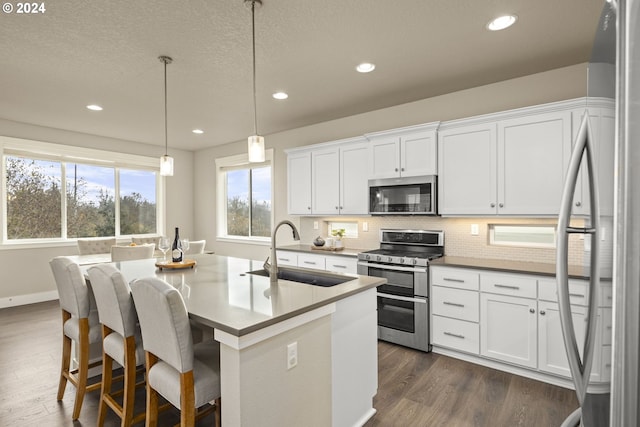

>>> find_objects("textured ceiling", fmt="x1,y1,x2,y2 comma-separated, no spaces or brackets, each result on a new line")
0,0,604,151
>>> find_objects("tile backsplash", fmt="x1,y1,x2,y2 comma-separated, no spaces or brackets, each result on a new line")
299,216,591,267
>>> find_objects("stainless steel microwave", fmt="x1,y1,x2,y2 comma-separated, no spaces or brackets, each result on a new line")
368,175,437,215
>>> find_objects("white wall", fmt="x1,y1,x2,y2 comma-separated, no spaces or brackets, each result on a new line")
194,63,589,260
0,119,194,306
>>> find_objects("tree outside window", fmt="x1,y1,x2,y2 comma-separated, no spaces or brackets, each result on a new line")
225,165,271,238
4,155,158,240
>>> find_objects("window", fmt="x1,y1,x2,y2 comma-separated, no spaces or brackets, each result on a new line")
489,224,556,248
216,150,273,242
2,137,162,243
328,221,358,239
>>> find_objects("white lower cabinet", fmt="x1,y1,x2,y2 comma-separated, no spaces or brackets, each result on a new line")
480,292,538,369
276,250,358,275
431,265,611,387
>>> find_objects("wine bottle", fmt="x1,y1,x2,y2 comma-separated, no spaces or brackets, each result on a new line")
171,227,183,262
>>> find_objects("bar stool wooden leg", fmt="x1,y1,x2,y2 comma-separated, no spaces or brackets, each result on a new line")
214,397,221,427
122,335,137,427
145,352,159,427
57,310,72,400
98,326,113,427
180,371,196,427
72,318,90,420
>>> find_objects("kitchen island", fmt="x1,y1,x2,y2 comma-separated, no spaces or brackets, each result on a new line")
93,254,384,427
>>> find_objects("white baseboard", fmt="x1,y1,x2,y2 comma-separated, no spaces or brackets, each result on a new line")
0,290,58,309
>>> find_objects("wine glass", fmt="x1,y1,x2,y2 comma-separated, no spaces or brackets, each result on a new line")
181,238,190,257
158,237,170,263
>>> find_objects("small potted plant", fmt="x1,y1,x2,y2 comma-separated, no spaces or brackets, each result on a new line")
331,228,346,248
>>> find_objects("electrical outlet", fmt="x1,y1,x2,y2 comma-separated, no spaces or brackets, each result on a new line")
287,342,298,370
362,221,368,232
471,224,479,236
313,221,319,230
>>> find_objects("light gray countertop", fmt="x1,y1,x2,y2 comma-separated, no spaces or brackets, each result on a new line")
83,253,384,337
277,244,373,257
430,256,612,281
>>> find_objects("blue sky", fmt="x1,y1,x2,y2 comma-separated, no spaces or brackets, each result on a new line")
227,166,272,205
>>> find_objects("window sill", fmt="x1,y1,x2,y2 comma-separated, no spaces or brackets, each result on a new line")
216,236,271,246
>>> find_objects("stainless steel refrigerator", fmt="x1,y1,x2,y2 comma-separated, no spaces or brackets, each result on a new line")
556,0,640,426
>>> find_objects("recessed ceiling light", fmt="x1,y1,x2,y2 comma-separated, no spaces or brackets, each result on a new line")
86,104,103,111
356,63,376,73
486,15,517,31
272,92,288,100
192,129,204,134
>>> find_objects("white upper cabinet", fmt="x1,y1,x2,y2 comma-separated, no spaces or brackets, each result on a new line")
497,110,572,215
438,123,497,215
367,123,439,179
286,137,369,215
438,100,579,216
287,151,312,215
571,101,615,217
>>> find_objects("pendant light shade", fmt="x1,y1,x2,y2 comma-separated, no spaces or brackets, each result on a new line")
159,55,174,176
246,0,266,163
248,135,265,162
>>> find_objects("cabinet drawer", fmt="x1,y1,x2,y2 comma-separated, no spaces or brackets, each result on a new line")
325,255,357,274
275,251,297,267
297,254,326,270
538,278,589,306
432,286,479,322
432,315,479,354
480,273,537,299
431,267,479,291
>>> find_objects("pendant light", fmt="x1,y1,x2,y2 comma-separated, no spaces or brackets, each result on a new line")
246,0,265,163
159,55,174,176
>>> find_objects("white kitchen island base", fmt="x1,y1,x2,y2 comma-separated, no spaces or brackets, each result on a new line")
215,288,378,427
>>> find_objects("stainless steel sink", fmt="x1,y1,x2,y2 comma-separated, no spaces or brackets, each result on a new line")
246,267,352,287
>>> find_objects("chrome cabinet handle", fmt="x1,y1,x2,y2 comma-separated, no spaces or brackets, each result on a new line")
335,206,339,210
443,331,465,339
303,261,316,265
576,201,582,207
401,168,405,171
490,202,496,208
494,284,520,290
443,301,465,308
540,310,546,315
499,203,504,208
331,264,347,269
569,293,585,298
443,277,465,283
307,206,311,210
529,308,535,313
395,168,399,172
278,258,290,262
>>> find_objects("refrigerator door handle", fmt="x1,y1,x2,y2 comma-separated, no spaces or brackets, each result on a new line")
556,110,601,411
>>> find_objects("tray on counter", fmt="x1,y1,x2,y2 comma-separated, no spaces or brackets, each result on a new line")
155,259,197,270
310,245,344,252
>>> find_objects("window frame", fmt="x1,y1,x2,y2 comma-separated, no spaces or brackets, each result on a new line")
0,136,165,248
488,224,557,248
215,149,274,245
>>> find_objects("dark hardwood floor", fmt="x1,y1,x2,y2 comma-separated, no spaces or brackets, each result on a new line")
1,301,578,426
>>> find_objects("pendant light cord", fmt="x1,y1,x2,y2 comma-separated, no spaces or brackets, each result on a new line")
251,0,258,136
164,59,168,156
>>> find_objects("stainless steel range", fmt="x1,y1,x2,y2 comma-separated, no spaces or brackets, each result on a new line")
357,229,444,352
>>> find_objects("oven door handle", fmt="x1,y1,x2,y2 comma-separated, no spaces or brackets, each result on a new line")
377,292,427,304
358,261,428,273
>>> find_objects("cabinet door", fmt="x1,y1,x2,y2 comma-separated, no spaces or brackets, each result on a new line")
311,148,340,215
369,138,400,179
538,301,601,381
572,106,615,216
400,130,437,177
287,152,312,214
480,293,537,368
497,111,572,215
339,143,369,214
438,123,497,215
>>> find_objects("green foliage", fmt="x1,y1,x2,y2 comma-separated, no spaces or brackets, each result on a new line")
226,195,271,237
331,228,346,238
